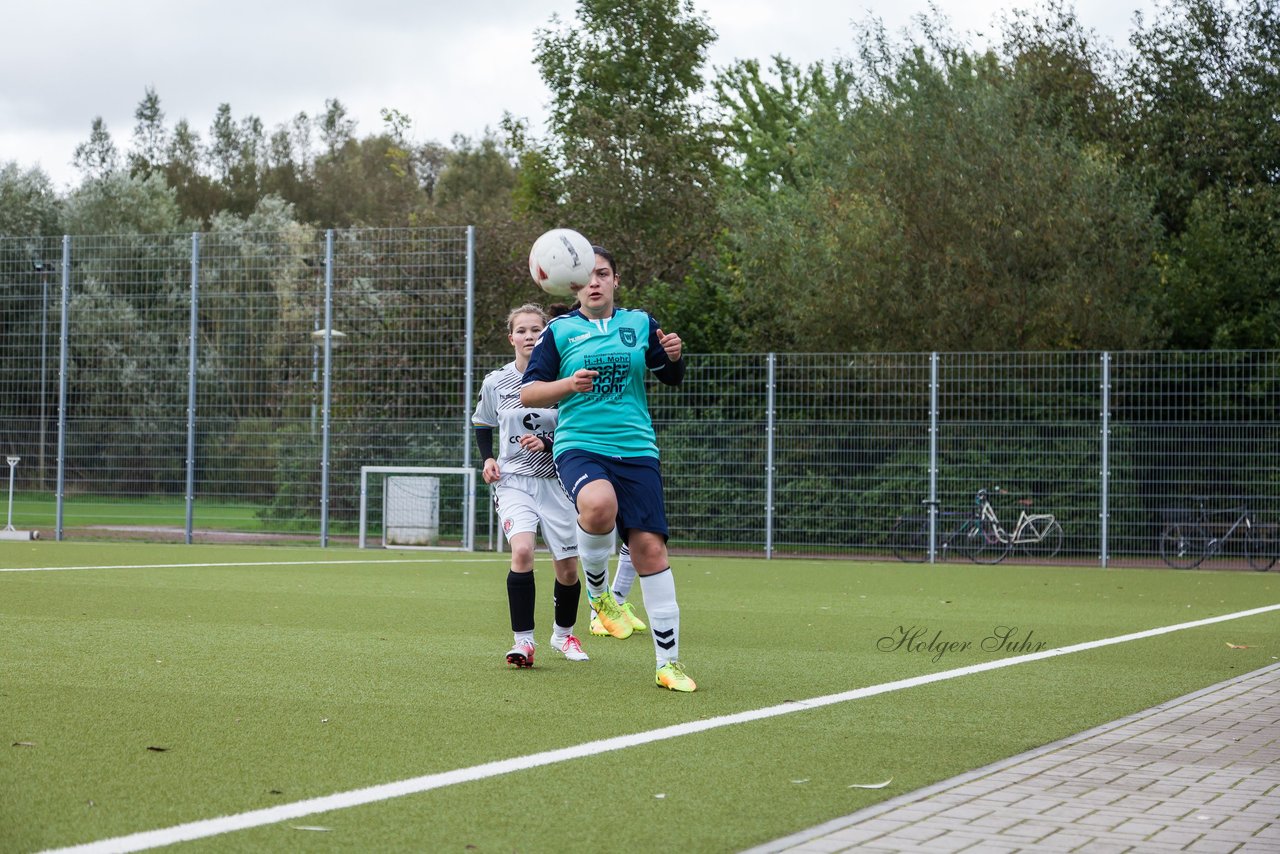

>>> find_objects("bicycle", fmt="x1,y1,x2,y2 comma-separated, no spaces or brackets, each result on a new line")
968,487,1064,565
1159,501,1277,571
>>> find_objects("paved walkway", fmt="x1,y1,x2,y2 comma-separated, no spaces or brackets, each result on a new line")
748,663,1280,853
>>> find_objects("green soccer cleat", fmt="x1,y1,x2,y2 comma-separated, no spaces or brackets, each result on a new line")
589,591,633,639
655,660,696,692
589,613,610,636
620,601,647,632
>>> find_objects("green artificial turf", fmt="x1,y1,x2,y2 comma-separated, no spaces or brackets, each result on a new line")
5,493,269,533
1,542,1277,852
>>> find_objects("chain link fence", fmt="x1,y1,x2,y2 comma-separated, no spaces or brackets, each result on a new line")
2,230,1277,566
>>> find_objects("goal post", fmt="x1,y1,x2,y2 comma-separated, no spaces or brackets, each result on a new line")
358,465,477,550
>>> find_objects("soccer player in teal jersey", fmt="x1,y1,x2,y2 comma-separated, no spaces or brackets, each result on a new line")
521,245,696,692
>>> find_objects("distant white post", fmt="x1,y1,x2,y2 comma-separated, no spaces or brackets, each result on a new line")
4,456,16,530
1,456,39,541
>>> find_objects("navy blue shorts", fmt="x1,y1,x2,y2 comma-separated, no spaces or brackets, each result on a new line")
554,449,669,543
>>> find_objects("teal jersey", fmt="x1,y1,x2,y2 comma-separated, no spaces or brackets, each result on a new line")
522,307,685,459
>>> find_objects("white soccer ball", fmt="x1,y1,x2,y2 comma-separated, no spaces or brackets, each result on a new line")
528,228,594,297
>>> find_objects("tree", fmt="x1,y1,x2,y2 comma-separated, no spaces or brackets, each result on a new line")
713,56,853,193
513,0,722,291
129,87,169,178
62,170,193,237
72,117,120,181
715,16,1162,353
305,134,425,227
997,0,1127,147
421,132,537,353
0,162,62,236
1122,0,1280,234
1121,0,1280,348
162,118,222,224
319,99,356,156
1159,185,1280,348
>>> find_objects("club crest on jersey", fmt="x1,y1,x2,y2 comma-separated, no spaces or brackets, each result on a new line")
620,327,637,347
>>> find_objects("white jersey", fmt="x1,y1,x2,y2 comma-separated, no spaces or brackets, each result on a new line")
472,361,559,479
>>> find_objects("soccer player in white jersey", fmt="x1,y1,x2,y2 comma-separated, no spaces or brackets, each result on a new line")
473,304,587,668
522,245,695,692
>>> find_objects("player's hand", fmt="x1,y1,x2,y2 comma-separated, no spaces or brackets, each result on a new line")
656,328,682,361
567,368,598,393
482,458,501,484
517,435,547,453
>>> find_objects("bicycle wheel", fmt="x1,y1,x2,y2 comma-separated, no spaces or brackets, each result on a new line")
889,517,929,563
1020,520,1063,560
1245,523,1278,571
964,520,1010,564
1159,523,1207,569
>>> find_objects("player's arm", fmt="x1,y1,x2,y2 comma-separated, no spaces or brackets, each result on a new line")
647,318,686,386
474,424,501,484
522,373,598,406
515,432,552,454
472,377,503,483
520,325,598,406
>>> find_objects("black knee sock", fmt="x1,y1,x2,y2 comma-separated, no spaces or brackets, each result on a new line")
553,579,581,630
507,571,535,633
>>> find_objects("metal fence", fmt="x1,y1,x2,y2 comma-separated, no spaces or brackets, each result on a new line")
2,229,1277,566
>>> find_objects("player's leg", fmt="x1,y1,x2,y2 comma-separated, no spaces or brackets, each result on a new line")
538,478,588,661
590,543,644,635
615,458,695,692
548,555,588,660
611,544,646,631
505,531,538,668
556,449,631,639
497,481,540,668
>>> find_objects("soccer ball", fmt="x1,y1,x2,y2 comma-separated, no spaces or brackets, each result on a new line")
528,228,594,297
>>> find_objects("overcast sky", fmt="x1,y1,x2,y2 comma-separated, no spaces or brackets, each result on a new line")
2,0,1156,191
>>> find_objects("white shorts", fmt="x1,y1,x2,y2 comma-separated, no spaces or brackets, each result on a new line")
492,474,579,561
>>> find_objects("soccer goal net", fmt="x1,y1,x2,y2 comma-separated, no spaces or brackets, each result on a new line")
358,466,476,550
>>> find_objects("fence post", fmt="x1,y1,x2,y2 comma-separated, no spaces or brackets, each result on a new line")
55,236,70,542
319,230,335,547
928,352,940,562
1100,352,1111,568
464,226,475,474
464,226,476,551
765,352,776,559
184,233,200,544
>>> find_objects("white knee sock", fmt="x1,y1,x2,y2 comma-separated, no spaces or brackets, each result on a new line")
612,544,636,602
578,526,616,600
639,568,679,666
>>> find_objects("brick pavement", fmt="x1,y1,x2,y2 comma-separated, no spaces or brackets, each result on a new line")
747,663,1280,853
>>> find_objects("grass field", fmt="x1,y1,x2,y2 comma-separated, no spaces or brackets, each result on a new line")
4,494,268,533
2,541,1278,853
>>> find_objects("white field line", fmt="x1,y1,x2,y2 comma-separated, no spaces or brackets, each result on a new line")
0,558,501,573
43,602,1280,854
